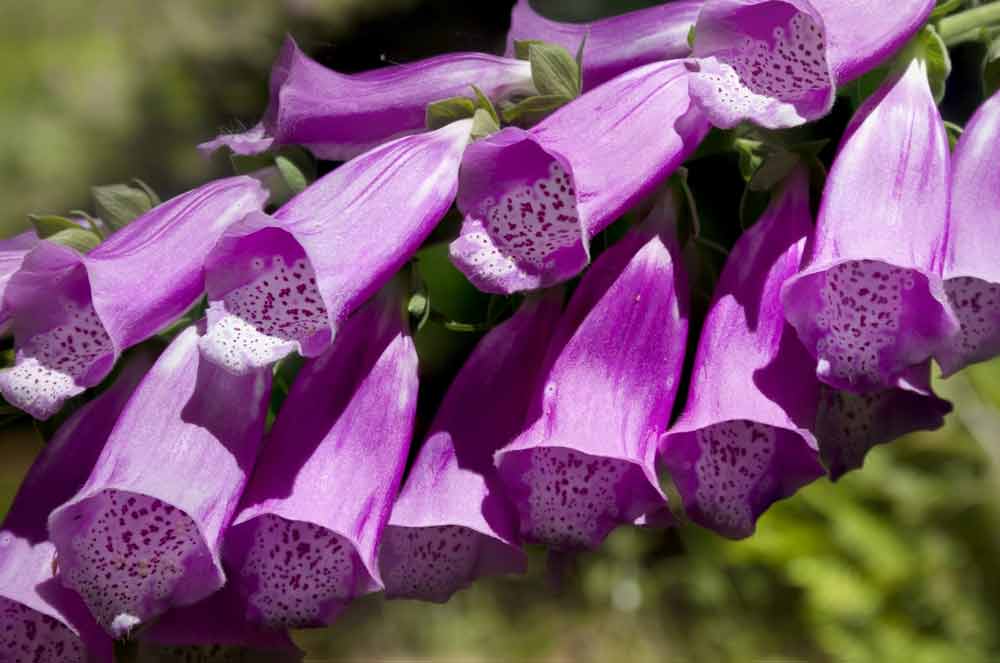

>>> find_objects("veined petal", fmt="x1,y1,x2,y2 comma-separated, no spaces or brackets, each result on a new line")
938,90,1000,376
0,177,267,420
48,327,272,637
661,167,824,540
381,292,562,603
201,36,533,161
781,57,959,393
495,190,688,550
504,0,703,89
223,287,418,628
0,230,39,334
451,61,709,293
817,362,950,480
200,120,471,374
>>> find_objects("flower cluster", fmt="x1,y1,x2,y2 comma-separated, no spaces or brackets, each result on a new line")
2,0,999,660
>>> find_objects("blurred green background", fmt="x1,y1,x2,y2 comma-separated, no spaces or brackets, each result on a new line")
1,1,999,661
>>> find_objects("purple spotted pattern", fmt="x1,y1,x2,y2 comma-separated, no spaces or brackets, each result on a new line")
0,597,86,663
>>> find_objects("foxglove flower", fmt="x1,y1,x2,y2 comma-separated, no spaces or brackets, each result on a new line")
495,190,687,550
200,119,471,375
504,0,703,89
200,36,533,161
687,0,934,128
661,167,825,539
0,351,152,663
816,362,951,479
937,90,1000,376
137,583,303,662
381,292,561,602
223,287,418,628
451,61,709,293
0,230,38,334
0,177,267,420
48,327,272,637
781,56,959,393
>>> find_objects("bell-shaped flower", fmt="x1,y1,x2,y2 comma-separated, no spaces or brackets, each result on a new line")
504,0,703,89
494,189,688,550
222,286,418,628
48,327,272,637
200,36,533,162
781,56,959,393
199,119,471,375
0,351,153,663
661,167,825,539
380,292,562,602
816,362,951,479
687,0,934,128
136,583,303,663
450,61,709,293
0,177,267,420
0,230,38,334
937,90,1000,376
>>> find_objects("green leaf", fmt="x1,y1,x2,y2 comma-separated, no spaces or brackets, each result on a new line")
471,108,500,140
501,94,570,124
28,214,81,239
915,26,952,103
275,155,308,195
44,228,102,253
425,96,477,130
984,34,1000,96
528,42,581,99
91,181,158,232
513,39,547,61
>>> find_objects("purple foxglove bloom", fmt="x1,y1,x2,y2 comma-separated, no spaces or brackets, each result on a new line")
48,327,272,637
381,292,562,602
504,0,703,89
937,90,1000,376
137,583,303,662
200,36,533,162
686,0,934,128
451,61,709,294
0,351,152,663
781,57,959,393
222,287,418,628
817,362,950,480
0,230,39,334
0,177,267,420
200,119,471,375
661,167,825,539
495,190,687,550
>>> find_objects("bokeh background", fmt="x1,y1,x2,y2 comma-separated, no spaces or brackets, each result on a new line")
2,1,999,661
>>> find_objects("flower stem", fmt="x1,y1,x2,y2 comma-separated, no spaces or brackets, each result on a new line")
938,2,1000,45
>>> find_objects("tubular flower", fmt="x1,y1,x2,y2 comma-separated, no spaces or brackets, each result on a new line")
0,230,39,334
381,292,562,602
199,119,471,375
200,36,533,162
450,61,709,293
661,167,825,539
0,177,267,420
222,286,418,629
503,0,703,89
136,583,303,663
816,362,951,480
937,90,1000,376
686,0,934,128
0,351,153,663
495,190,688,550
48,327,272,637
781,56,959,393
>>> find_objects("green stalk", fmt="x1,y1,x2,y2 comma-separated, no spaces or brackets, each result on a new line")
938,2,1000,45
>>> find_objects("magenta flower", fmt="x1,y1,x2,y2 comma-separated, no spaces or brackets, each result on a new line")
0,177,267,420
781,56,959,393
504,0,703,89
495,190,688,550
0,351,152,663
0,230,38,334
817,362,951,480
381,292,562,602
937,90,1000,376
199,120,471,375
48,327,272,637
686,0,934,128
200,36,533,161
450,61,709,293
222,287,418,628
661,167,825,539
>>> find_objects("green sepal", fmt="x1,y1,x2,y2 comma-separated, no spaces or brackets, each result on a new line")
944,120,964,150
275,155,308,195
527,41,582,99
44,228,102,254
91,179,159,232
915,26,952,104
984,34,1000,96
501,94,570,124
931,0,963,20
513,39,547,61
471,108,501,140
471,85,501,126
28,214,82,239
687,25,697,49
426,96,477,130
